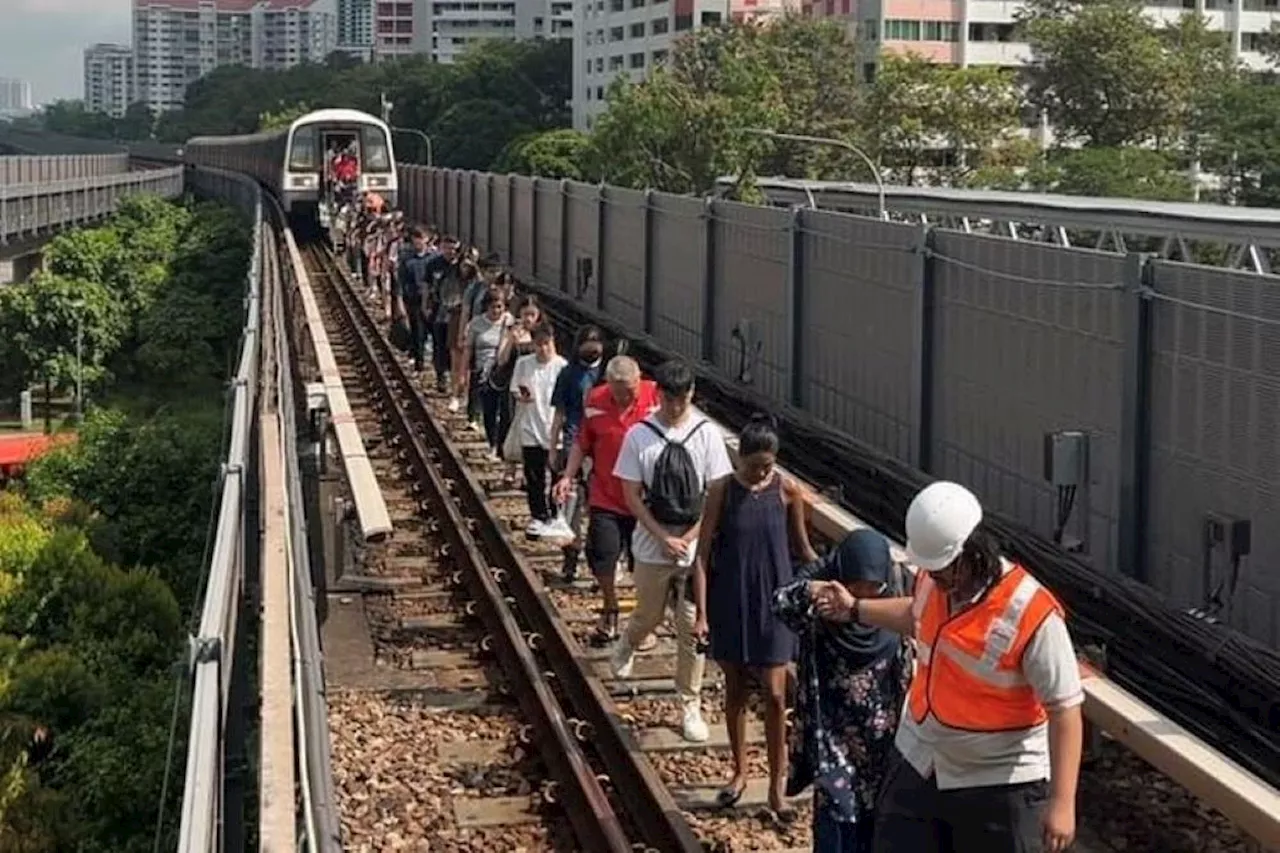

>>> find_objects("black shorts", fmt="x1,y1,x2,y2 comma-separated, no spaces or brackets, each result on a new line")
585,509,635,579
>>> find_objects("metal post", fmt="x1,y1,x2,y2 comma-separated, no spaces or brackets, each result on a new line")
1117,252,1153,582
642,189,655,334
596,184,608,312
701,196,717,365
75,312,83,422
530,178,540,281
559,179,571,294
742,128,887,220
913,224,937,472
507,174,516,267
787,207,805,408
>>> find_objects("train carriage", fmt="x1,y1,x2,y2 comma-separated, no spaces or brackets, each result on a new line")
184,108,398,219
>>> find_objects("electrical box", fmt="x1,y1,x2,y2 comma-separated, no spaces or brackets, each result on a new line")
1205,513,1252,560
1043,430,1089,487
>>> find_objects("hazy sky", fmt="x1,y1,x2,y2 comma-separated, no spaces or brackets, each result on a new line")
1,0,132,104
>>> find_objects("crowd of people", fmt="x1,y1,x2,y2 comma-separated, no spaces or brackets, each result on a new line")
343,215,1086,853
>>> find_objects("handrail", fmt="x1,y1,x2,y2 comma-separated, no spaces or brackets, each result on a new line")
176,167,263,853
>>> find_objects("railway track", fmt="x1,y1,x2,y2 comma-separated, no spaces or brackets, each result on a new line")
302,240,821,852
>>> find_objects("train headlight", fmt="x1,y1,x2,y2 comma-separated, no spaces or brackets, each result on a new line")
290,174,318,188
366,176,388,188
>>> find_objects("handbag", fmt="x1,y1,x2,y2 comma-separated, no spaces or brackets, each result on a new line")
502,402,527,464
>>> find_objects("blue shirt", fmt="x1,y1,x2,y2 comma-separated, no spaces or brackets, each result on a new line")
398,249,449,301
550,358,603,445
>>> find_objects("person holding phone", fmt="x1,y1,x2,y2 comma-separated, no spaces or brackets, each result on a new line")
771,529,911,852
693,413,817,818
509,323,566,538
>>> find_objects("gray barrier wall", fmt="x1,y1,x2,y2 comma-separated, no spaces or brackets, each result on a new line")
0,153,129,184
0,166,185,246
400,166,1280,649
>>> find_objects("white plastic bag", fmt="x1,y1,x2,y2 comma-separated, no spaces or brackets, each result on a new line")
502,403,527,464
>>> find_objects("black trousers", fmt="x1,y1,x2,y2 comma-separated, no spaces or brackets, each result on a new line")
406,299,428,371
522,445,551,521
874,749,1049,853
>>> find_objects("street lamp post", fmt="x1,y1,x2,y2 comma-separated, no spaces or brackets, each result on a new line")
392,126,433,168
742,128,887,220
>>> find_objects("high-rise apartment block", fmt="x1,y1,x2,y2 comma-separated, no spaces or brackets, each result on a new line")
573,0,795,130
84,44,137,118
371,0,572,64
801,0,1280,77
0,78,34,117
132,0,339,113
338,0,375,58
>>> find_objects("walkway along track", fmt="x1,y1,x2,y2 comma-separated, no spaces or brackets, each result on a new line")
300,241,701,853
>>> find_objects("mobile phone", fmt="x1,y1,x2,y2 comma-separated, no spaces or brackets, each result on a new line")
845,580,889,599
518,385,532,398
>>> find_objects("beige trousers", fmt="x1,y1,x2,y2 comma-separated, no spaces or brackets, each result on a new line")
623,560,706,703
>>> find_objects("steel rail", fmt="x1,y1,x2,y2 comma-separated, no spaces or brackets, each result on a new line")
301,244,646,853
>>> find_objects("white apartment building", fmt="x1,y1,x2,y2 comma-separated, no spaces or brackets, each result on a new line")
84,44,137,118
133,0,339,113
803,0,1280,77
0,78,34,117
372,0,572,64
572,0,795,130
338,0,375,57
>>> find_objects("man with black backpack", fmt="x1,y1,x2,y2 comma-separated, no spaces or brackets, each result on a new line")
610,360,733,743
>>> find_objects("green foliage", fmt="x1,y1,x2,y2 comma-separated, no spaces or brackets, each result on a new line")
258,101,312,131
492,129,592,179
1027,147,1193,200
40,99,154,142
590,16,863,195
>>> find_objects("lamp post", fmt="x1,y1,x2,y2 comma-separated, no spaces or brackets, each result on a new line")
742,128,888,220
392,126,433,167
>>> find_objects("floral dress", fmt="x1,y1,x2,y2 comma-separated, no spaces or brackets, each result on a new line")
773,570,911,841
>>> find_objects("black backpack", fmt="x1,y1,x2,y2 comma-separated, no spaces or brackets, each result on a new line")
641,419,708,528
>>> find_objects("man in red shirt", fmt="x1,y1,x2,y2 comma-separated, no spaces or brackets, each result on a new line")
553,354,659,643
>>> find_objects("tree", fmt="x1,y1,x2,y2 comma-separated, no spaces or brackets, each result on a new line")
492,129,592,179
855,53,1027,186
1020,0,1237,148
1028,146,1192,200
116,102,155,141
589,16,862,195
258,101,312,131
429,99,534,172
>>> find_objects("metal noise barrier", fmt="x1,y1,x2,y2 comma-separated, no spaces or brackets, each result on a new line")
177,167,263,852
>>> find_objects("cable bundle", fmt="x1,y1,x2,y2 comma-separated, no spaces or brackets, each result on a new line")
534,286,1280,791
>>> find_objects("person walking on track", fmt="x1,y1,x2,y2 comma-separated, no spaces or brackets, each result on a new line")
552,354,659,644
693,412,816,817
812,481,1083,853
609,360,733,743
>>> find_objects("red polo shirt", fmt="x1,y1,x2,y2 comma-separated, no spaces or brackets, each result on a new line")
577,380,659,515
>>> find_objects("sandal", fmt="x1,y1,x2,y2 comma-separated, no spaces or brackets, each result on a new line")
716,779,747,809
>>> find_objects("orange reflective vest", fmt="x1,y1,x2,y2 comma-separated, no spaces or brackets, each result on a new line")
908,563,1063,732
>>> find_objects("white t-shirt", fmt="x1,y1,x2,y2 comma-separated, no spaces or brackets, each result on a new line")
612,409,733,567
511,352,567,449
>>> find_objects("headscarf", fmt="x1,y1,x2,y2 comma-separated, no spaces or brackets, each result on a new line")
812,528,902,668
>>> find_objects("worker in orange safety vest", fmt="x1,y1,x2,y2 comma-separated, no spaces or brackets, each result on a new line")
812,481,1083,853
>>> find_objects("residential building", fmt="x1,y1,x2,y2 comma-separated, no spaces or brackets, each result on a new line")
0,78,33,118
573,0,795,130
801,0,1280,77
84,44,137,118
372,0,573,64
132,0,339,113
338,0,375,57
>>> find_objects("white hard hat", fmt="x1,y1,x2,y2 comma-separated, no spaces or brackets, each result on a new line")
903,481,983,572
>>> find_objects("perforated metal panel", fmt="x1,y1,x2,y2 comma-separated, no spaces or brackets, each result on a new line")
534,179,564,289
511,176,535,280
649,193,706,362
600,187,647,331
565,182,601,306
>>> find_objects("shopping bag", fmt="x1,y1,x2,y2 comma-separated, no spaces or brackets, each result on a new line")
502,403,526,464
389,296,412,353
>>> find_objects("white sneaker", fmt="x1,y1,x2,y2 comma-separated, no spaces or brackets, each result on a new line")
681,700,709,743
525,519,547,538
539,515,574,539
447,397,460,413
609,636,635,679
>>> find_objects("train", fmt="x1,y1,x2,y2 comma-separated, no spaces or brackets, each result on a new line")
183,108,399,217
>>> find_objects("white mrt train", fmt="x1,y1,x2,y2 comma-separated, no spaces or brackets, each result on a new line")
184,108,399,214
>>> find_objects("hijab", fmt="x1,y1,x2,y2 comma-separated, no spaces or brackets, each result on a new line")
813,528,902,668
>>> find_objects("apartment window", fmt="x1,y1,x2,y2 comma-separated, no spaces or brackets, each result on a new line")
596,85,604,98
586,86,593,100
610,25,624,39
612,0,625,9
968,22,1014,42
595,56,604,71
652,16,668,33
629,51,645,68
609,54,624,70
701,10,721,25
862,62,876,82
630,21,645,36
675,13,692,29
585,59,593,73
922,20,958,41
652,48,668,65
633,0,646,6
862,20,877,40
884,19,920,40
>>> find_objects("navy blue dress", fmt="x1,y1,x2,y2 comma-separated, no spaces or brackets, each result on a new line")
707,475,796,666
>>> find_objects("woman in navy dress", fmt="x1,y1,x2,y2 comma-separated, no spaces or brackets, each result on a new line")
694,413,818,817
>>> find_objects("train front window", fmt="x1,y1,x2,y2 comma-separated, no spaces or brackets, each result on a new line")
361,126,391,171
289,126,318,170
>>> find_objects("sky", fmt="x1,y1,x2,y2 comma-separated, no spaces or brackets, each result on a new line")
1,0,132,105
